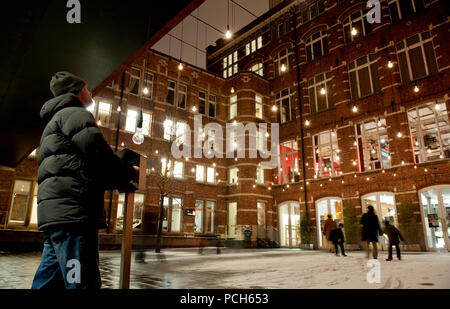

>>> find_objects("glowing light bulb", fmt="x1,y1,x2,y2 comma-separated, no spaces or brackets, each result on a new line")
378,120,382,127
178,62,184,71
132,127,144,145
352,160,357,166
97,120,102,126
397,131,403,138
387,61,393,68
320,87,326,95
281,64,287,72
230,86,235,94
414,85,419,93
225,29,232,39
121,142,125,147
143,87,149,95
305,120,310,126
435,104,440,111
117,106,121,112
352,105,358,113
351,27,357,36
272,105,277,112
192,106,197,112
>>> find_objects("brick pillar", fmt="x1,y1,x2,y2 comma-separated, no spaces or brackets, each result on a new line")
386,110,413,166
0,167,15,227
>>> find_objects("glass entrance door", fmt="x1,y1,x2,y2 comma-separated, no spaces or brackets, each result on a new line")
420,187,450,251
362,192,397,250
279,202,300,248
316,198,343,248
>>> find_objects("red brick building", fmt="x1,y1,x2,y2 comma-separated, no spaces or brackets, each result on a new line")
1,0,449,251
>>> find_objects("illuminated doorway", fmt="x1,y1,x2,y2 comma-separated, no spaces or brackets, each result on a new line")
316,197,343,248
279,202,300,248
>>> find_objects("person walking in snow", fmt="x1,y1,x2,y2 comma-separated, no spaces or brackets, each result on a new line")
383,220,404,261
360,205,383,259
329,223,347,256
323,215,337,253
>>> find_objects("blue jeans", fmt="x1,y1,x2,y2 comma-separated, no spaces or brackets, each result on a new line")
31,225,101,289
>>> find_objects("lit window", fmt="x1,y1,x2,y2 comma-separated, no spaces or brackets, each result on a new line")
256,167,265,184
255,94,263,119
194,200,215,233
408,102,450,163
223,51,238,78
313,130,341,178
173,161,184,179
125,108,152,136
163,119,174,140
396,31,438,84
88,100,111,127
164,119,186,145
143,71,154,99
229,167,238,184
9,180,33,224
355,118,391,171
161,197,182,233
196,165,205,182
194,200,204,233
230,95,237,119
245,36,262,56
250,63,263,77
278,140,299,184
207,167,215,184
129,68,141,95
116,193,144,230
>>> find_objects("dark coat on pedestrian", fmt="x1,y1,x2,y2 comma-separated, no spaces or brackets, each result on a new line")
329,227,345,245
323,218,338,240
37,93,135,231
383,224,404,245
360,210,383,242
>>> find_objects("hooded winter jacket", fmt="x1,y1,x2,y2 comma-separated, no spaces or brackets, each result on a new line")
37,93,135,231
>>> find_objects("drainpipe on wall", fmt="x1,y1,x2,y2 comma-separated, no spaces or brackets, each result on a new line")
291,6,309,216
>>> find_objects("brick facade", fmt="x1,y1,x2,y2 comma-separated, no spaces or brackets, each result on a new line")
1,0,449,251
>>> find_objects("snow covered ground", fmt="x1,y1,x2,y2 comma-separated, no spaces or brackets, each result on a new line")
0,248,449,289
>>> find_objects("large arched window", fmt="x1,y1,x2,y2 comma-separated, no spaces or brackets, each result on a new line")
343,9,373,44
279,202,300,248
273,48,293,77
316,197,343,248
305,30,329,62
419,186,450,251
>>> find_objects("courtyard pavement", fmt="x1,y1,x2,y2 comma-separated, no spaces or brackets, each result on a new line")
0,248,448,289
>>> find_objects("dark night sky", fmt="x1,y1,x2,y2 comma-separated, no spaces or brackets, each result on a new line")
153,0,270,69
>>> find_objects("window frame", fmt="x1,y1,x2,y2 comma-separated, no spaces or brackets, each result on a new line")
312,130,341,178
305,30,329,62
308,72,334,114
348,54,380,100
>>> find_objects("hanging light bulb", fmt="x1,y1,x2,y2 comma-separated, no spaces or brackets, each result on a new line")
320,87,326,95
121,142,125,147
435,104,440,111
230,86,235,94
192,106,197,112
97,120,102,126
414,85,419,93
397,131,403,138
143,87,149,96
351,27,357,36
178,62,184,71
132,109,144,145
281,63,287,72
387,60,393,69
305,119,310,126
378,119,382,127
352,160,357,166
272,105,278,112
225,25,232,39
352,105,358,113
117,106,122,112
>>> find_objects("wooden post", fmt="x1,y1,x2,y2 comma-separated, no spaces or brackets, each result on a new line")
119,191,135,289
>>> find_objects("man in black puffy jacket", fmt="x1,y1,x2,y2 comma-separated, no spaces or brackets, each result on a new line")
31,72,137,289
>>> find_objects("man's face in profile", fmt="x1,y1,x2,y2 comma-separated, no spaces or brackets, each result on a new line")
77,85,93,107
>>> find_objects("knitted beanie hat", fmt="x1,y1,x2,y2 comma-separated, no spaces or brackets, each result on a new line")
50,72,86,97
